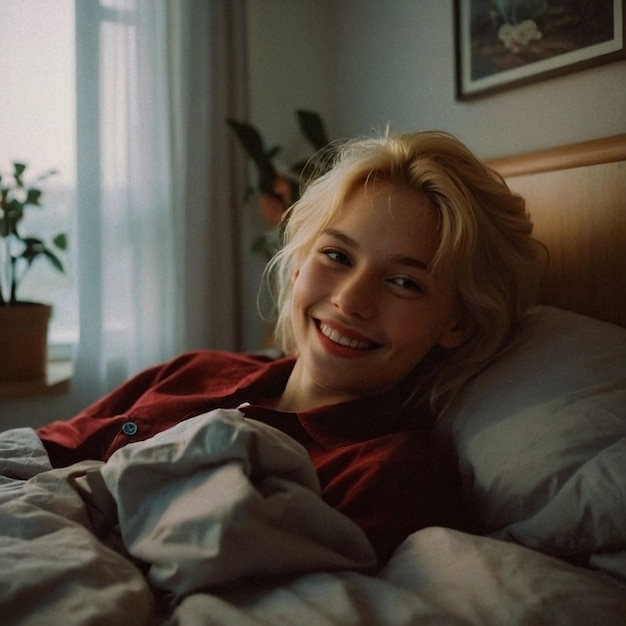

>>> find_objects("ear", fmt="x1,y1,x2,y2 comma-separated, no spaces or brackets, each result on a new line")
292,269,300,282
437,319,473,351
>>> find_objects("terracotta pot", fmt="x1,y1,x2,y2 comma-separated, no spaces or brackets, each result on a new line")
0,303,51,382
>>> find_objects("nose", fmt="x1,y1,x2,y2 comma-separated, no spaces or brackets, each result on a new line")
331,270,377,319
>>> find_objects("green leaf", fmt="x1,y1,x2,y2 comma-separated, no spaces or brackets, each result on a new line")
226,119,272,164
13,163,27,177
43,249,64,273
21,237,46,263
53,233,68,250
266,145,281,160
296,110,329,150
226,118,279,194
13,162,26,188
25,188,42,206
19,237,64,273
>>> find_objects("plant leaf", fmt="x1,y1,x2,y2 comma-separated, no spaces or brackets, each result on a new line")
19,238,64,273
43,249,65,273
12,163,26,188
25,188,42,206
226,119,272,164
53,233,68,250
266,146,281,160
226,118,279,194
21,237,46,263
297,110,329,150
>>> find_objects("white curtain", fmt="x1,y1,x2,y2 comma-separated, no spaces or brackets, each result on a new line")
72,0,248,410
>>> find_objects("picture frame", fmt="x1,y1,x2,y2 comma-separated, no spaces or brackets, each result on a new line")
455,0,626,100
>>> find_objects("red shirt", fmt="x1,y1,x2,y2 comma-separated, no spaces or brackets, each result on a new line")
37,350,472,564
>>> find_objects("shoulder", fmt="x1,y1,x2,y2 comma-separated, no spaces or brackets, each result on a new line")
153,349,276,382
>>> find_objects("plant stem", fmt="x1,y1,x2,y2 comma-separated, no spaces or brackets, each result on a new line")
0,236,9,305
9,254,18,304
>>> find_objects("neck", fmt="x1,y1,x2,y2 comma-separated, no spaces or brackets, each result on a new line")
274,360,358,413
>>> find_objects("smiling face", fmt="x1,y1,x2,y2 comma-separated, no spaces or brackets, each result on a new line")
280,181,468,411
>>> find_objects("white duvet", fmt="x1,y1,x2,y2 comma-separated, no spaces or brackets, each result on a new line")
1,409,625,626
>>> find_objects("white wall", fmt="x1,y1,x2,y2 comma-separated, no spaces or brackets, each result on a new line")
246,0,336,161
331,1,626,158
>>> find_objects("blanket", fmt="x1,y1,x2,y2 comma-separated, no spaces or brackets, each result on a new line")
1,410,625,625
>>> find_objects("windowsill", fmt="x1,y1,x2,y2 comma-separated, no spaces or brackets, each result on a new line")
0,360,73,400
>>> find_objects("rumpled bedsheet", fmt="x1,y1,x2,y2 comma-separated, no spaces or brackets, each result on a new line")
100,409,377,594
1,410,626,626
0,429,152,625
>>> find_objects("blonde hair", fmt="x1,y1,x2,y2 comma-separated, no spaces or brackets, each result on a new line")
265,131,546,415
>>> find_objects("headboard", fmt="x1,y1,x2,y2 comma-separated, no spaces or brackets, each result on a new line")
485,134,626,328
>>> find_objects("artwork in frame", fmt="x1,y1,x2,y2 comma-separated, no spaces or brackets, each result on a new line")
455,0,626,100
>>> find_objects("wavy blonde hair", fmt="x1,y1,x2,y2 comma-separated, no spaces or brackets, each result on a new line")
265,131,546,415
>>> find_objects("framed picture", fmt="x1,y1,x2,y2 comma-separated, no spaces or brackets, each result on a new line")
455,0,626,100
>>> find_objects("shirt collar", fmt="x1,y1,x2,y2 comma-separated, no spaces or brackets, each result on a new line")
297,388,422,449
242,356,429,450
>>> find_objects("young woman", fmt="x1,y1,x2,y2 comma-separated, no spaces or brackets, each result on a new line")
37,131,546,564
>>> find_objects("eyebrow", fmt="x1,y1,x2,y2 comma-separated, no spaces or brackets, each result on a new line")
322,228,430,271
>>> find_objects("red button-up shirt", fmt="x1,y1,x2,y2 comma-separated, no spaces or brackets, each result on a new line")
37,350,472,564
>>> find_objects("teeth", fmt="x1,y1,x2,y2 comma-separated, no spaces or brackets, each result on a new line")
319,322,372,350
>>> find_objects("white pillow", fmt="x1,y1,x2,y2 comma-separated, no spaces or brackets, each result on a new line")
435,306,626,565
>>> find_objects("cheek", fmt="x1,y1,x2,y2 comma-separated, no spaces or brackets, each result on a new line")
292,260,326,305
387,309,447,358
395,327,433,363
290,268,312,319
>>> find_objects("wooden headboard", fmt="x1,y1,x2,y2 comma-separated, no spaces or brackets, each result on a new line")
486,134,626,328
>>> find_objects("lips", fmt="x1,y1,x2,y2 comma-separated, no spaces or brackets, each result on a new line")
317,320,380,351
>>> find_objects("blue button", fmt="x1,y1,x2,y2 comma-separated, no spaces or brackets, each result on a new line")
122,421,138,436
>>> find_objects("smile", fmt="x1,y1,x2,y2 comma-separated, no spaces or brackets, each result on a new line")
317,321,379,351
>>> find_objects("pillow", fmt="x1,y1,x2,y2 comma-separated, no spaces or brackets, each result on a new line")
434,306,626,569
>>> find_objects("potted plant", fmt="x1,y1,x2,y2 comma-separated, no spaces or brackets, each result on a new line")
0,162,67,382
226,110,336,259
226,111,337,348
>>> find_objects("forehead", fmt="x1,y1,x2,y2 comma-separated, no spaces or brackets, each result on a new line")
323,182,442,263
330,180,437,229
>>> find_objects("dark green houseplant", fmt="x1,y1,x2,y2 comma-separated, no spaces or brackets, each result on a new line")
227,110,336,259
0,162,67,382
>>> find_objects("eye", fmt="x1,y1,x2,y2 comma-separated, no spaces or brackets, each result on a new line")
321,248,351,266
387,276,425,295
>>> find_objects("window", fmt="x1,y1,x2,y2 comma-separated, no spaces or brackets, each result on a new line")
0,0,77,355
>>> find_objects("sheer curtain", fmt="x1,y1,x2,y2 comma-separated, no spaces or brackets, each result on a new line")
72,0,248,410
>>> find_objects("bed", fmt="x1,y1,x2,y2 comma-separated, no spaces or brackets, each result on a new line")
1,134,625,625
